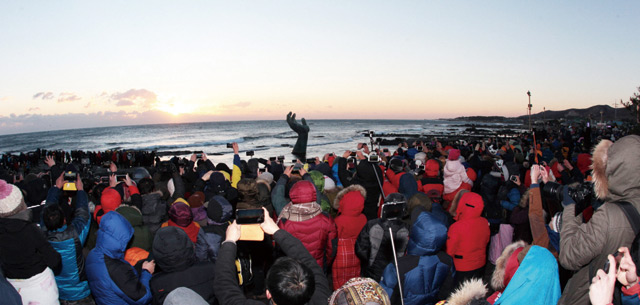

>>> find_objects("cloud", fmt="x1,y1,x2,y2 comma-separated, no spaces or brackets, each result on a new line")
33,92,55,100
116,100,135,107
84,102,92,108
28,107,40,111
110,89,158,109
0,96,10,102
57,92,82,103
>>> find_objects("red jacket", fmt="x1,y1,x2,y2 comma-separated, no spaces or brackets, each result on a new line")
446,192,490,271
278,181,337,269
332,185,367,290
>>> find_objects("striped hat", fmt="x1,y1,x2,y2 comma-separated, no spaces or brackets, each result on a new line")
0,180,27,218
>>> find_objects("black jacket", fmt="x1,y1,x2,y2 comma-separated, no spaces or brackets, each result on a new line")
214,229,331,305
337,158,383,220
150,226,216,305
0,216,62,279
355,217,410,282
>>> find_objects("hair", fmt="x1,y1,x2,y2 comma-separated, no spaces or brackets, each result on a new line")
237,178,259,204
266,257,315,305
137,177,155,195
43,204,65,231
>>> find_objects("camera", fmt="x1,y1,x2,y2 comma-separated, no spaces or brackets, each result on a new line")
196,153,203,159
246,151,255,157
226,143,233,149
63,171,78,191
542,181,594,215
81,158,90,165
368,153,380,163
269,157,277,162
350,151,357,157
306,158,316,164
277,156,285,161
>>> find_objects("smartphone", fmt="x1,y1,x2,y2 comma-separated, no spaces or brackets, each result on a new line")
258,168,266,174
510,175,518,183
293,163,302,171
246,151,255,157
350,151,357,157
603,251,624,273
196,153,203,159
306,158,316,164
116,174,127,182
226,143,233,149
236,209,264,224
277,156,285,161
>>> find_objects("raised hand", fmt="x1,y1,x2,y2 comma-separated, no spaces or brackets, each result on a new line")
45,155,56,168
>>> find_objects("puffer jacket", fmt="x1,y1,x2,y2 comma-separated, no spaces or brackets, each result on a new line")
277,180,337,269
355,211,410,281
446,192,490,272
338,158,384,220
44,186,92,301
332,185,368,290
116,205,152,251
558,135,640,305
309,170,332,213
380,211,455,305
140,190,167,236
150,227,216,305
202,195,233,262
86,212,152,305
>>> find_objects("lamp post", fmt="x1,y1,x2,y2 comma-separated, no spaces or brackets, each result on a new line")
527,91,532,132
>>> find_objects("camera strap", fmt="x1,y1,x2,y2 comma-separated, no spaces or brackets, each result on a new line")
614,201,640,235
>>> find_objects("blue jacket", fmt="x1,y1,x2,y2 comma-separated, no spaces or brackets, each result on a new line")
495,245,560,305
86,212,152,305
500,188,521,211
380,212,454,305
45,187,92,301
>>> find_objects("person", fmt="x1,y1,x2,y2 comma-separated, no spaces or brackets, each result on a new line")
558,135,640,305
446,191,490,285
277,179,337,270
214,208,331,305
442,149,472,205
337,150,384,220
43,173,94,304
162,201,211,261
0,179,62,305
329,277,391,305
589,247,640,305
355,193,410,281
149,226,216,305
201,195,233,262
86,211,155,305
380,209,455,305
332,184,368,290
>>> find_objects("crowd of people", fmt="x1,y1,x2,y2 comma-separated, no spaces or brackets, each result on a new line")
0,121,639,305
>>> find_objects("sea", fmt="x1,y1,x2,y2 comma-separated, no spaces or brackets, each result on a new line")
0,119,521,164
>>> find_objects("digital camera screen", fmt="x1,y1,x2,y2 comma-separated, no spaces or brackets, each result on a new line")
236,209,264,224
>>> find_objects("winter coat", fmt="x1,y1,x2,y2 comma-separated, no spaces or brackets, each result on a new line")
164,201,211,262
380,211,455,305
202,195,233,262
214,229,332,305
86,212,153,305
332,185,368,290
278,180,337,269
150,227,216,305
558,136,640,305
0,213,62,280
310,170,332,213
140,191,167,236
443,159,472,196
355,215,410,281
495,246,560,305
44,187,92,301
338,158,384,220
116,205,152,251
446,192,490,272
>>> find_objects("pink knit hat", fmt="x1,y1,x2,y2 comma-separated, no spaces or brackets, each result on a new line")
0,180,27,218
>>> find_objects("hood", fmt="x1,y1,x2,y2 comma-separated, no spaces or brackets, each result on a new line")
207,195,233,224
495,246,560,305
290,180,317,204
315,162,333,178
309,170,325,192
356,160,383,187
207,172,230,195
0,217,30,234
490,240,526,291
591,135,640,205
407,211,447,256
96,211,133,259
445,278,488,305
168,202,194,227
425,159,440,177
407,192,432,214
153,226,196,273
116,205,144,226
101,188,122,213
335,185,366,217
398,173,418,200
455,192,484,221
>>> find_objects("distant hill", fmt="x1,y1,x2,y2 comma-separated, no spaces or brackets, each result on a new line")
518,104,633,122
451,104,633,122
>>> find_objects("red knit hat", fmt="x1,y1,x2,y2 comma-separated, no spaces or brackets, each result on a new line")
425,159,440,177
100,188,122,214
448,149,461,161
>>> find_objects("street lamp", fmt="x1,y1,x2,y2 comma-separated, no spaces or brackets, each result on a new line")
527,91,532,132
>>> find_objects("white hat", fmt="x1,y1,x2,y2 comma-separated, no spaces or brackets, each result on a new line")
324,176,336,191
0,180,27,218
257,172,274,185
167,178,175,197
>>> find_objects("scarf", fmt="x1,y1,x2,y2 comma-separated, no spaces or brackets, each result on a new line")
277,202,322,224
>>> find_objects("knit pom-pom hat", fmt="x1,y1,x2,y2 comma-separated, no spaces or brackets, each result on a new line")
0,180,27,218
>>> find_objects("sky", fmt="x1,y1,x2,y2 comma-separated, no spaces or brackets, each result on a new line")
1,1,639,135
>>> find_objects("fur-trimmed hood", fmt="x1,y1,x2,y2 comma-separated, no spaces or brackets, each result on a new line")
491,240,527,291
334,184,366,217
591,135,640,205
443,278,488,305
